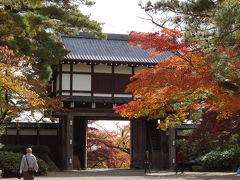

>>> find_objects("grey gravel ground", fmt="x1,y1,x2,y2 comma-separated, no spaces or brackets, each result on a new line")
1,169,239,180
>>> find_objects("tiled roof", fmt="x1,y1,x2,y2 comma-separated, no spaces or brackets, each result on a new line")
61,33,173,64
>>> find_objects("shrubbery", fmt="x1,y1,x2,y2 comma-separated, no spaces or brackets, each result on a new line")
201,148,240,171
0,151,48,178
0,145,50,159
177,132,240,171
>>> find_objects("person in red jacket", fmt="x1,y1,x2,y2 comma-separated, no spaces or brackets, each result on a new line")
176,150,184,174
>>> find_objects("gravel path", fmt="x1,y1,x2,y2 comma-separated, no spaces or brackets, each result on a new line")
1,169,239,180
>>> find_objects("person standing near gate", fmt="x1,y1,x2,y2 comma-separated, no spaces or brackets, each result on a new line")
144,146,151,173
19,148,39,180
176,150,184,174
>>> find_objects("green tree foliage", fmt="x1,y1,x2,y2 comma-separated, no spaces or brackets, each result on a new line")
0,0,105,80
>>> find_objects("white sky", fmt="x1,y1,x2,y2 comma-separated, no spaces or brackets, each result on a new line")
79,0,159,34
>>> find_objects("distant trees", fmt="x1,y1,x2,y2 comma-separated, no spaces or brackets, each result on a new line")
87,122,130,168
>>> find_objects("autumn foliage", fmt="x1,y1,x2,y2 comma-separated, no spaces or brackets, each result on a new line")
0,46,62,124
87,122,130,168
115,29,240,130
189,111,240,149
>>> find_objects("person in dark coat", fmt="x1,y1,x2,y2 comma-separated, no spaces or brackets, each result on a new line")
176,150,184,174
144,146,151,173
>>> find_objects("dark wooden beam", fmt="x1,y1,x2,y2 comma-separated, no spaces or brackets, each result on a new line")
70,62,73,97
65,113,74,170
168,128,176,170
62,59,156,67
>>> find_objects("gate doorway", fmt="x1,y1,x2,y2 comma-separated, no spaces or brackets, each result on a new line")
72,118,131,170
62,115,173,171
87,120,130,169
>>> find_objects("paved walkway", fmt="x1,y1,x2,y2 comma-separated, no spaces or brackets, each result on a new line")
1,169,239,180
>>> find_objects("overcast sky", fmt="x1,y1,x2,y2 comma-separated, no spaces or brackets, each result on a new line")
79,0,159,34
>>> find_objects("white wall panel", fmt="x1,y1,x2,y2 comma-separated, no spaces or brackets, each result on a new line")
62,64,70,71
19,129,37,135
94,93,112,97
115,65,132,74
94,64,112,73
62,92,70,96
134,66,148,74
72,92,91,96
62,74,70,90
73,74,91,91
39,129,57,136
56,75,59,91
7,129,17,135
114,94,132,98
73,64,91,72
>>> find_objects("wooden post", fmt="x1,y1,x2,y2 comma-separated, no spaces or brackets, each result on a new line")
168,128,176,170
131,119,147,169
59,117,66,169
73,117,87,170
82,119,87,170
130,120,133,168
66,113,74,170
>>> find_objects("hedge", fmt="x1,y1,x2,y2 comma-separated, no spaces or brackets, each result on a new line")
201,148,240,171
0,151,48,178
0,145,50,159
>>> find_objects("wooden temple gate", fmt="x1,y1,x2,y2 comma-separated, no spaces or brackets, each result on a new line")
50,33,176,170
57,111,176,170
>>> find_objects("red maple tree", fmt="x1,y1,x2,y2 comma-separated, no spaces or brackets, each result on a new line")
115,28,240,129
87,122,130,168
189,111,240,150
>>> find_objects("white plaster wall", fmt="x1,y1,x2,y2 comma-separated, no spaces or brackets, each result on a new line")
94,64,112,73
134,66,148,74
114,94,132,98
19,129,37,135
62,74,70,90
39,129,57,136
93,93,112,97
73,74,91,91
115,65,132,74
72,92,91,96
6,129,17,135
73,64,91,72
62,92,70,96
62,64,70,71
